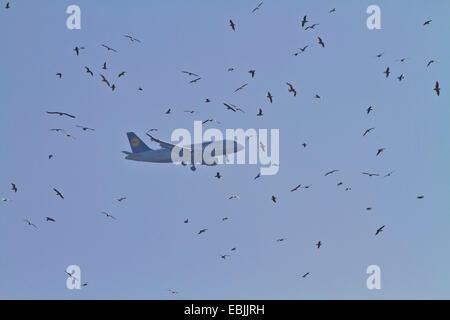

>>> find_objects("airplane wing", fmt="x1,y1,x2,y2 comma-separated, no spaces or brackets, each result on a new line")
146,133,192,152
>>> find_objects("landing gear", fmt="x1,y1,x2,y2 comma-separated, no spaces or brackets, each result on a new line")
190,165,196,172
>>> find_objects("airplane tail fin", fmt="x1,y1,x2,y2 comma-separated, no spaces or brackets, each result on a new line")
126,132,152,153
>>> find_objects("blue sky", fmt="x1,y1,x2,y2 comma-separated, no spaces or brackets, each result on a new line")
0,0,449,299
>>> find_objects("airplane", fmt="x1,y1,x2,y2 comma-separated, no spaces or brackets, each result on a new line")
123,132,244,171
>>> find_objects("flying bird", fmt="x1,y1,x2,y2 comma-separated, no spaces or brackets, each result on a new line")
375,225,385,236
73,46,85,56
384,67,390,78
301,15,308,28
257,108,263,116
100,74,111,87
234,83,248,93
434,81,440,96
316,241,322,248
223,103,237,112
220,255,230,260
286,83,297,96
271,195,277,203
124,34,141,42
266,92,273,103
317,37,325,48
46,111,76,119
56,73,62,79
182,71,200,77
397,73,405,81
84,66,94,76
184,219,189,224
426,60,437,68
417,195,424,199
198,229,208,235
305,23,319,31
5,2,10,9
423,20,432,26
228,195,240,200
11,183,17,193
366,106,373,114
376,52,384,58
189,77,201,83
53,188,64,199
276,238,287,242
229,19,236,31
46,217,56,222
215,172,221,179
114,197,127,202
165,108,172,114
301,272,310,278
102,62,108,70
324,170,339,176
101,44,118,52
248,70,255,78
76,125,95,131
329,8,336,13
24,219,37,229
252,2,263,13
376,148,385,156
290,184,302,192
101,212,116,220
118,71,126,78
362,172,379,177
363,128,375,136
384,171,395,178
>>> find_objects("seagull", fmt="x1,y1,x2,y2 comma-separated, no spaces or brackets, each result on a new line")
366,106,373,114
301,15,308,28
276,238,287,242
56,73,62,79
53,188,64,199
101,212,116,220
46,217,56,222
234,83,248,93
215,172,221,179
48,155,54,159
100,74,111,87
337,182,343,186
81,282,88,287
114,197,126,202
76,125,95,131
248,70,255,78
417,195,424,199
314,94,321,99
254,173,261,180
301,272,310,278
184,110,198,114
423,19,432,26
227,67,235,72
363,128,375,136
73,46,85,56
286,83,297,96
252,2,263,13
302,143,307,148
102,62,108,70
317,37,325,48
84,66,94,76
376,148,385,156
118,71,126,78
434,81,440,96
224,103,237,112
228,195,240,200
260,142,265,152
316,241,322,248
384,171,395,178
305,23,319,31
24,219,37,229
165,108,172,114
324,170,339,176
294,45,309,55
184,219,189,224
124,34,141,42
138,87,143,91
384,67,390,78
362,172,379,177
231,247,237,251
329,8,336,13
111,84,116,91
397,57,408,62
266,92,273,103
220,254,230,260
229,19,236,31
257,108,263,116
397,73,405,81
198,229,208,235
376,52,384,58
168,289,179,294
182,71,200,77
65,271,78,280
189,77,201,83
375,225,385,236
222,217,229,222
290,184,302,192
101,44,118,52
11,183,17,193
271,195,277,203
5,2,10,9
426,60,437,68
46,111,76,119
